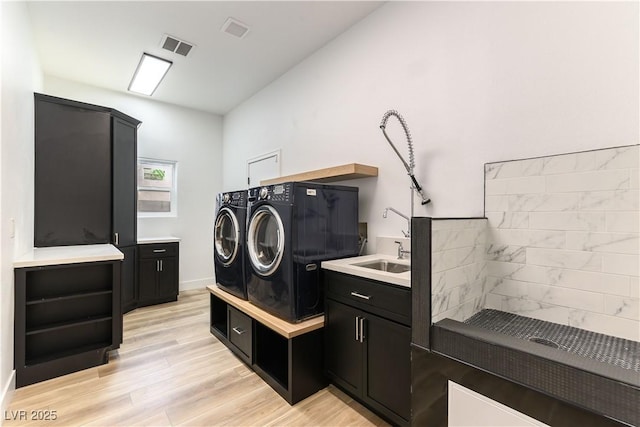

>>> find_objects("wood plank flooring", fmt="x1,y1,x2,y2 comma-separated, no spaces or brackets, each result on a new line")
5,289,388,426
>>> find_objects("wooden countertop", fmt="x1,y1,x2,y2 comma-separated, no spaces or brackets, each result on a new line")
207,284,324,339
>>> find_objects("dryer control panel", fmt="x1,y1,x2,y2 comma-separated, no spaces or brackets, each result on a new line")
253,183,292,202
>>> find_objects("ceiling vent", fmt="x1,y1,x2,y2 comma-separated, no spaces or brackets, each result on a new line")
221,17,250,39
160,34,194,57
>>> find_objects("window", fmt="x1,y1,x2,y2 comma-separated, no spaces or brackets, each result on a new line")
137,158,177,217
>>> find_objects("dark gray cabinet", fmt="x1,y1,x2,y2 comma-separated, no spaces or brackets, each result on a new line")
138,242,179,307
33,93,141,317
120,245,138,313
324,270,411,426
34,97,112,246
112,117,138,247
34,93,140,248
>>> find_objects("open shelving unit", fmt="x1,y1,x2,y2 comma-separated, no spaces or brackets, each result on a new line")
208,284,327,404
14,260,121,387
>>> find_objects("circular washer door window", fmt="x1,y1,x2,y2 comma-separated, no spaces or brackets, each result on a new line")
214,207,240,266
247,205,284,276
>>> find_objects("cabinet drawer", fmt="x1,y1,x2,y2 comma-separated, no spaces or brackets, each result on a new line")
138,242,178,258
228,306,253,360
325,271,410,325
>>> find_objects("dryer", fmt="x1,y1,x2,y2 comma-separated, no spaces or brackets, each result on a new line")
245,182,359,322
214,190,248,299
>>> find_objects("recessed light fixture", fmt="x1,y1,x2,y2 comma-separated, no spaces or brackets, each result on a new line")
128,53,172,96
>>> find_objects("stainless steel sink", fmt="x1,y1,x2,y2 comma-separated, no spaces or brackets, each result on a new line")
354,260,410,274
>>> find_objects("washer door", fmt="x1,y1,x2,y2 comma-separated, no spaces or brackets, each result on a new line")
247,205,284,276
214,207,240,266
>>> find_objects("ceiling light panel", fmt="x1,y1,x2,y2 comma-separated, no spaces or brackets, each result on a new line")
128,53,172,96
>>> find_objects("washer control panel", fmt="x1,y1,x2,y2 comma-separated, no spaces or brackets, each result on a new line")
222,191,246,207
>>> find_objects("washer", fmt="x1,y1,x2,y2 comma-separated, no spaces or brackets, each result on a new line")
245,182,359,322
213,190,248,299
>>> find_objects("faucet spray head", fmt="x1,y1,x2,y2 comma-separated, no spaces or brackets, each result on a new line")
379,109,431,206
382,208,388,218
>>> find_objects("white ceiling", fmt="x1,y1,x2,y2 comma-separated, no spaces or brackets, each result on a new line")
27,1,383,115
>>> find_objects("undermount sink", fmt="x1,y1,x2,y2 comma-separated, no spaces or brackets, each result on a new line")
354,259,410,274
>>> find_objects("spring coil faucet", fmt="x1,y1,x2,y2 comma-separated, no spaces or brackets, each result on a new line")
380,110,431,206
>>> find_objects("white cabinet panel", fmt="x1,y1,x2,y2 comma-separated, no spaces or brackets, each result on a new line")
448,381,549,427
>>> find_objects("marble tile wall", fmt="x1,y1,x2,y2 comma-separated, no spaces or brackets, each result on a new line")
431,218,488,322
484,145,640,341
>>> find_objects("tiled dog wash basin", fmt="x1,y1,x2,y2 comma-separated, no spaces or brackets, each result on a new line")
465,309,640,373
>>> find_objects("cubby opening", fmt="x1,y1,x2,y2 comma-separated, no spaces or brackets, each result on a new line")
25,318,112,365
210,293,228,338
26,292,112,330
255,322,288,388
25,263,112,301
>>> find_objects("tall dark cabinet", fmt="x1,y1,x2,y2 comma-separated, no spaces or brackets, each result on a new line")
34,98,112,246
34,93,141,315
112,115,139,312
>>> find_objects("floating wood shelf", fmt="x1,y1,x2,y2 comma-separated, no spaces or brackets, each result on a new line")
260,163,378,185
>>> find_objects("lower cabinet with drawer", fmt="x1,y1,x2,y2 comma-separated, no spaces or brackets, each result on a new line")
137,242,179,308
324,270,411,426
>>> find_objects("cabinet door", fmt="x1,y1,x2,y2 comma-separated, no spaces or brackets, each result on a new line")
120,245,137,314
324,299,362,396
157,257,178,299
138,258,158,301
363,313,411,422
34,97,111,246
112,117,137,247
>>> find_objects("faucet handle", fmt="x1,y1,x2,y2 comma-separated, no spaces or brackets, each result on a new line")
394,240,410,259
394,241,404,259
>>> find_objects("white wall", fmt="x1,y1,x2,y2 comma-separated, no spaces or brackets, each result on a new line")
223,2,639,253
0,1,43,417
43,76,223,290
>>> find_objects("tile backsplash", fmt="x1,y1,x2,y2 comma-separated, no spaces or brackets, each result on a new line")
484,145,639,341
431,219,487,323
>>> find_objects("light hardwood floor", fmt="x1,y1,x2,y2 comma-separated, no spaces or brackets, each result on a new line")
5,289,388,426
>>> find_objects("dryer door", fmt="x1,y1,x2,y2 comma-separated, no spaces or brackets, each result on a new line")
247,205,284,276
214,207,240,266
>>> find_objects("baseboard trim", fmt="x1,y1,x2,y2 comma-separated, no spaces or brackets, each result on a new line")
179,277,213,291
1,370,16,426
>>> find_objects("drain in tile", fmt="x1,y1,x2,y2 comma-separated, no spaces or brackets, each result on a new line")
529,336,560,349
